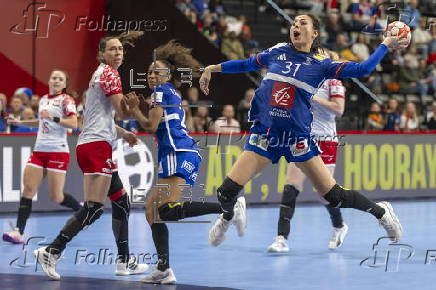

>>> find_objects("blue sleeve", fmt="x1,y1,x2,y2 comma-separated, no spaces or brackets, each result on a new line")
324,44,388,79
221,48,270,73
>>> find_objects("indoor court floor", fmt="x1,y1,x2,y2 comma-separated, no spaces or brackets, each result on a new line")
1,200,435,290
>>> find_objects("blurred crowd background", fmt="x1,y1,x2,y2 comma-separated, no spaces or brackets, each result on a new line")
1,0,435,134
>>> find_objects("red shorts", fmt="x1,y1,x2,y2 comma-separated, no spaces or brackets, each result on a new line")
76,141,116,176
27,152,70,173
317,141,338,165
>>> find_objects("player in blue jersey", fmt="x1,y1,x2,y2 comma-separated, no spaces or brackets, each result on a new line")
200,14,409,246
124,40,246,284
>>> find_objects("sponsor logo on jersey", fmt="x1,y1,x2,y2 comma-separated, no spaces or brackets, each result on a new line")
291,138,310,156
181,160,195,173
271,82,295,109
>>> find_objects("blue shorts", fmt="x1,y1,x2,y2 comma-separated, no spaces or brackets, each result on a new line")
244,123,321,164
158,151,201,185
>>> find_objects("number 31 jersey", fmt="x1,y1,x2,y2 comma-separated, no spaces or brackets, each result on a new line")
250,43,345,135
34,93,77,152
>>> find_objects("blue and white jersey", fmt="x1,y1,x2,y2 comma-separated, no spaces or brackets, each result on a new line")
248,43,346,135
152,83,199,158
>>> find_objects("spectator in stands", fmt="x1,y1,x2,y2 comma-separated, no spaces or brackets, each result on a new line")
332,33,359,61
214,105,240,133
398,57,429,99
428,24,436,62
405,0,421,29
193,105,215,132
176,0,195,13
0,98,7,133
238,88,255,131
30,94,40,116
383,98,401,131
221,31,245,60
13,87,32,106
0,93,6,107
325,12,344,48
420,57,436,97
217,14,228,36
365,102,384,130
404,45,420,69
187,87,200,106
208,0,225,16
350,0,377,31
8,96,24,119
413,18,432,58
192,0,209,18
352,34,370,62
400,102,420,132
10,107,38,133
182,99,195,132
201,11,215,37
239,15,258,50
424,102,436,130
207,27,221,47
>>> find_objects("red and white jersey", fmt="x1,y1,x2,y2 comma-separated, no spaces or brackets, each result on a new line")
34,93,77,152
311,79,345,138
77,63,122,147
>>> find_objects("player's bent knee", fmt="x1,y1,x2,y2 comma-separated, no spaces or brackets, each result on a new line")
158,202,183,221
74,201,104,226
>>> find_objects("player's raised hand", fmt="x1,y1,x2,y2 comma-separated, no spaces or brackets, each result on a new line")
199,67,212,95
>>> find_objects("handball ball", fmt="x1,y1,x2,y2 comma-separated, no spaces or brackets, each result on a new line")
385,21,411,49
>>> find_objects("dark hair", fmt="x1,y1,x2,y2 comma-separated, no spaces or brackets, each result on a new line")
50,69,73,96
306,14,321,53
154,40,203,88
97,31,144,63
291,14,322,54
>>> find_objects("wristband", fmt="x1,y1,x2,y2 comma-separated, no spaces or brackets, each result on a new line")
52,117,60,123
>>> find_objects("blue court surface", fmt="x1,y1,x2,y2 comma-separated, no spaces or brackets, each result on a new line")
1,200,435,290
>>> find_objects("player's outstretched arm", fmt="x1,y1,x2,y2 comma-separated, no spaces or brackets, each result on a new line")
200,55,262,95
337,31,409,79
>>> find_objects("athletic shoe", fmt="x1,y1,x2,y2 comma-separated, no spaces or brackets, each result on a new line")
33,247,61,281
3,227,24,244
141,267,176,284
208,214,230,247
115,256,149,275
232,196,247,237
267,235,289,253
328,223,349,249
377,201,402,243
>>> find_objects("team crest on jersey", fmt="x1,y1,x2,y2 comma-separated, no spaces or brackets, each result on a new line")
290,138,310,156
271,82,295,109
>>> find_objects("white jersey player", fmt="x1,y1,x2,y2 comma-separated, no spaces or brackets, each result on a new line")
34,33,147,281
3,70,81,245
268,51,349,253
